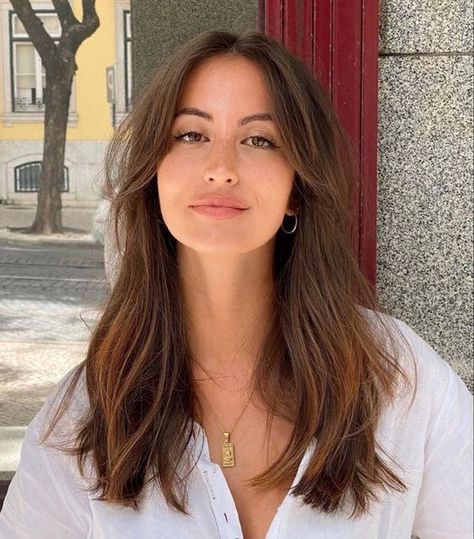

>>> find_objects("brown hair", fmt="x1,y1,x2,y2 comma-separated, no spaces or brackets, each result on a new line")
41,30,415,518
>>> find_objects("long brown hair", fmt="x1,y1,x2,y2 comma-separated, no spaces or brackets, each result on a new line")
40,30,415,518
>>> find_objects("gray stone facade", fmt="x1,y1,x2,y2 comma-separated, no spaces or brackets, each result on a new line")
131,1,473,388
377,0,473,388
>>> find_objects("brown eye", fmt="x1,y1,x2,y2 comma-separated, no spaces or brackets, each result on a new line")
175,131,205,143
246,136,275,148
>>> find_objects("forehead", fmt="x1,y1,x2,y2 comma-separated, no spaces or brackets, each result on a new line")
177,55,274,114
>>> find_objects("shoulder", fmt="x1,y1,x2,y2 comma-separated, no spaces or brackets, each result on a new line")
21,361,94,492
359,306,467,394
0,364,93,537
359,313,473,536
27,361,90,446
360,307,472,451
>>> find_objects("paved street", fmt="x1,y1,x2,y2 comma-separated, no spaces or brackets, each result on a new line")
0,241,107,342
0,205,107,479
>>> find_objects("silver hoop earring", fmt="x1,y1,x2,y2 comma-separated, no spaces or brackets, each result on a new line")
281,214,298,234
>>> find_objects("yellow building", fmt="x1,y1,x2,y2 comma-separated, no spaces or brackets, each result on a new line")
0,0,131,206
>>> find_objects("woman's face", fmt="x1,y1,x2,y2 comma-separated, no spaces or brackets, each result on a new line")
157,54,296,256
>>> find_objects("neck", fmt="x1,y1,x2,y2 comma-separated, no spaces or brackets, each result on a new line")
178,244,275,379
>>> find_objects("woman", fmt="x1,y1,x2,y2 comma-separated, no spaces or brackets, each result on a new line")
0,31,472,539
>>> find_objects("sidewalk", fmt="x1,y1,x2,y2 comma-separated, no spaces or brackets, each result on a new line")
0,203,106,482
0,204,100,247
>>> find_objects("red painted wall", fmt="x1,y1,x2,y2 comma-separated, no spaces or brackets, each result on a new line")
260,0,379,288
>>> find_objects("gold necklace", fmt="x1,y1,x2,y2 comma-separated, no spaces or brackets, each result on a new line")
193,360,254,468
198,389,254,468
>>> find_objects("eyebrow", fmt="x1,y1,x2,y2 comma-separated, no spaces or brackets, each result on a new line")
174,107,274,126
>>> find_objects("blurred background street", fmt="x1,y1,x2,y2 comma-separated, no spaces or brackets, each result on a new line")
0,205,107,480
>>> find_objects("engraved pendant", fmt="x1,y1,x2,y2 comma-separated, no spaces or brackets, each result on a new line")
222,432,235,467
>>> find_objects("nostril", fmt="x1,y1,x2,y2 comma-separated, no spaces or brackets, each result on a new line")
207,177,235,183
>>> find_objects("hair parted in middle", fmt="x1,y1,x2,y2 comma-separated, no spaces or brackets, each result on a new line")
40,30,415,519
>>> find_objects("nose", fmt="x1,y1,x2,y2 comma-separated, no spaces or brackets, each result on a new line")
203,140,238,185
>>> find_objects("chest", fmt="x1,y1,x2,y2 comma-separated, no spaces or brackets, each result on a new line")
202,413,296,539
86,398,425,538
222,469,293,539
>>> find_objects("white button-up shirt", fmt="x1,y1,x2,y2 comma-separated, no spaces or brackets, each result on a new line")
0,316,472,538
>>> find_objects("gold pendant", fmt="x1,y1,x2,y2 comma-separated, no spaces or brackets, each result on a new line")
222,432,235,467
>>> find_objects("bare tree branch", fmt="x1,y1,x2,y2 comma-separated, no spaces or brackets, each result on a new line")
51,0,79,31
10,0,56,66
59,0,99,53
81,0,97,23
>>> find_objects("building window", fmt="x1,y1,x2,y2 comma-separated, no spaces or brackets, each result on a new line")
124,10,132,111
9,10,61,112
14,162,70,192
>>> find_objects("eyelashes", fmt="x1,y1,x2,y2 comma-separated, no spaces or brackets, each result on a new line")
247,135,278,149
172,130,279,149
173,131,206,144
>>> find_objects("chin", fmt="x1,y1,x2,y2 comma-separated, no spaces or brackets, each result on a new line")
180,241,254,257
176,234,269,257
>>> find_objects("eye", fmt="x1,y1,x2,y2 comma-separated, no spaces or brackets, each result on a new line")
173,131,207,143
245,135,277,149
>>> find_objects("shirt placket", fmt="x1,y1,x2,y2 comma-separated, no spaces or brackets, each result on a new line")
192,423,244,539
198,459,244,539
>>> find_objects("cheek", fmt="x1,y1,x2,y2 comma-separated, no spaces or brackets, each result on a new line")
249,161,295,211
157,156,189,208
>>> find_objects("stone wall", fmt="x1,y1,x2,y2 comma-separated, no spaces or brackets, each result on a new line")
377,0,473,387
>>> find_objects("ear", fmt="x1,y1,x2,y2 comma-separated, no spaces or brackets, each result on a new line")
286,190,299,216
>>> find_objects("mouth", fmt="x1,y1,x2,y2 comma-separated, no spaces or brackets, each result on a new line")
189,205,248,219
190,204,245,209
189,194,249,210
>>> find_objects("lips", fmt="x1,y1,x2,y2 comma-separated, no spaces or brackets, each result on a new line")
190,205,246,219
189,193,248,210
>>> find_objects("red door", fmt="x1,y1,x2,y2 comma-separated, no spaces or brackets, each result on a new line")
259,0,379,289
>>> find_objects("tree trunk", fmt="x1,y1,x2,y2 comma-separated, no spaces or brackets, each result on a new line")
10,1,100,235
29,62,74,234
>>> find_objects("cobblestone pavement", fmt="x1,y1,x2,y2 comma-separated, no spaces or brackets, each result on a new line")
0,206,108,477
0,241,107,343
